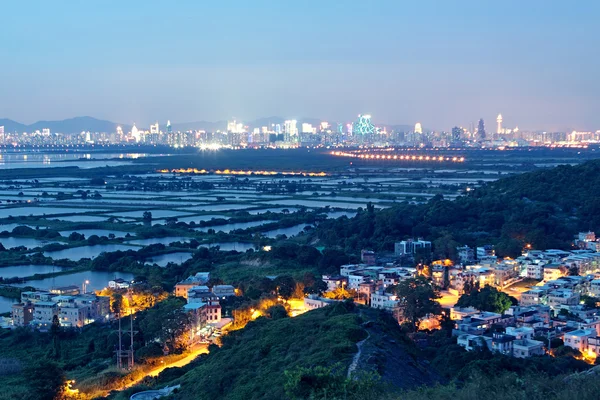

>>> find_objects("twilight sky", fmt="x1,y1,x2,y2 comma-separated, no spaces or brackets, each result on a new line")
1,0,599,131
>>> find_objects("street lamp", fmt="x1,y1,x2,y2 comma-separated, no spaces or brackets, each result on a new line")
83,280,90,294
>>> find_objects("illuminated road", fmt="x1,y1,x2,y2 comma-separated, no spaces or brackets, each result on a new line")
501,285,530,301
437,291,459,308
148,345,209,377
117,344,209,392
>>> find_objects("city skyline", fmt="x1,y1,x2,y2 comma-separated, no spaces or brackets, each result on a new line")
1,1,599,131
0,111,592,135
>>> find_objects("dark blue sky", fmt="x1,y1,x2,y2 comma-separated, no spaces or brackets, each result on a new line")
1,0,598,131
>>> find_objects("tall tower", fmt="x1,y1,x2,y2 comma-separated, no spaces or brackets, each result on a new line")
414,122,423,134
477,119,486,141
497,114,503,135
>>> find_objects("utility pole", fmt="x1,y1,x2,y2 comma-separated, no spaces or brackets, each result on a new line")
130,312,135,368
117,312,122,369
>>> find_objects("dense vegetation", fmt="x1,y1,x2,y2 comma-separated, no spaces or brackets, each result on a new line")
455,285,518,314
311,160,600,257
169,301,367,400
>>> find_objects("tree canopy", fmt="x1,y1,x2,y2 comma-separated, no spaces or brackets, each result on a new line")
455,285,517,314
390,277,441,331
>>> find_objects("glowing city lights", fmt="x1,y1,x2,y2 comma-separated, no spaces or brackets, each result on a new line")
329,151,465,163
159,168,328,177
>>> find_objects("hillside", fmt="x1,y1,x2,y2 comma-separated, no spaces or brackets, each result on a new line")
311,159,600,258
158,303,440,400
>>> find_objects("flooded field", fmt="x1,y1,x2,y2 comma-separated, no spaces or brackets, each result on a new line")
0,264,63,279
44,244,139,260
11,270,136,291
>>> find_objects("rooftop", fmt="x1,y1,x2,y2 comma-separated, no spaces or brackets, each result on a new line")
565,329,596,337
184,302,207,310
35,301,57,307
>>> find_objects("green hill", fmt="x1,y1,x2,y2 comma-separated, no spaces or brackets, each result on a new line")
155,303,440,400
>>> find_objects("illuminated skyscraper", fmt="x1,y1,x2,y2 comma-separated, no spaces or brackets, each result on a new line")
166,120,172,134
354,114,375,135
131,124,141,142
150,122,159,134
284,120,298,135
414,122,423,134
301,123,314,134
497,114,503,134
477,118,486,140
227,120,245,133
284,120,298,143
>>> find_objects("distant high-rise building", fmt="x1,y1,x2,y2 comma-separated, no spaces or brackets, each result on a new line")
150,122,159,134
116,126,124,142
477,118,486,140
166,120,172,134
451,127,463,142
0,126,4,144
131,124,140,143
284,120,298,143
497,114,503,134
414,122,423,134
227,120,237,133
301,123,314,134
284,120,298,135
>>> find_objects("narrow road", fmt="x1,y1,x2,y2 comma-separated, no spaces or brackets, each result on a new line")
118,344,209,391
148,345,209,377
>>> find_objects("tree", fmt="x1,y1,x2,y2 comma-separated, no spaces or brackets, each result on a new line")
305,279,328,296
51,315,61,359
265,304,288,320
87,234,101,245
581,295,598,310
323,287,356,300
456,285,517,314
111,292,123,315
284,365,383,400
142,211,153,222
568,266,580,276
390,277,441,331
275,275,296,300
24,360,65,400
161,307,191,353
68,232,85,241
553,345,582,359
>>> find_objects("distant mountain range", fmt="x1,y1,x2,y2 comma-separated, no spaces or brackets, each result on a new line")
0,116,131,134
0,116,419,134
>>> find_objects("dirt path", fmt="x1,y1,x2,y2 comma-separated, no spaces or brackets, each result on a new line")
347,329,370,379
